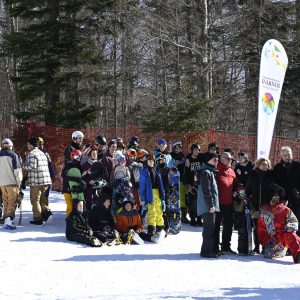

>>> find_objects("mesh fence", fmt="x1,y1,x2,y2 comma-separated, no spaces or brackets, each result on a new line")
1,121,299,191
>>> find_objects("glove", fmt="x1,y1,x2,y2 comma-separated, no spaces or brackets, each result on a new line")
139,205,147,218
161,201,166,213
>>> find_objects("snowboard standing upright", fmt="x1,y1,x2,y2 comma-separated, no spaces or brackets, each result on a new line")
166,169,181,234
67,167,85,203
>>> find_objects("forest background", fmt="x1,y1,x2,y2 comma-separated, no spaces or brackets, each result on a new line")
0,0,300,138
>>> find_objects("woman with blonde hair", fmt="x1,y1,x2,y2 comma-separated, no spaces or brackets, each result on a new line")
246,157,275,253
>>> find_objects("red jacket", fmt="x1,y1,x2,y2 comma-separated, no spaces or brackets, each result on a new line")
216,162,237,205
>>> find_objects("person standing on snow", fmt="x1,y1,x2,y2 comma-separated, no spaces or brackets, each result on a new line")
0,138,23,229
24,137,53,225
64,131,84,165
234,152,254,186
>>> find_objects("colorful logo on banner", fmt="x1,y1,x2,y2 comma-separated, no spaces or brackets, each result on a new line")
262,93,275,115
257,39,288,159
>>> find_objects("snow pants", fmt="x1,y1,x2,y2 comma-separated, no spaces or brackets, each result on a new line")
180,182,186,208
147,189,164,228
67,233,100,247
63,193,72,217
279,231,300,263
0,185,19,218
30,185,50,221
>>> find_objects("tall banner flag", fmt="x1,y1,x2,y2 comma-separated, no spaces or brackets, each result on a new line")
257,39,288,159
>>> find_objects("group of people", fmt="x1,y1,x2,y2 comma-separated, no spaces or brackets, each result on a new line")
1,132,300,263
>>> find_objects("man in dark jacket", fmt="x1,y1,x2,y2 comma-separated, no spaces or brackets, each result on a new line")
197,153,220,258
273,146,300,236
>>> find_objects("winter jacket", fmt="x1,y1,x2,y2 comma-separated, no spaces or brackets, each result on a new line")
273,160,300,207
234,161,254,186
246,169,275,211
139,166,165,205
258,202,299,259
183,153,203,186
170,151,185,178
197,163,220,216
61,161,83,194
25,147,52,186
88,205,115,232
216,162,237,205
116,208,143,233
153,148,173,168
66,203,91,239
0,149,23,186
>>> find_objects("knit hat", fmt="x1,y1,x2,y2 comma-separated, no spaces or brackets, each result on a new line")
122,196,135,208
28,137,39,147
157,139,167,145
204,152,219,163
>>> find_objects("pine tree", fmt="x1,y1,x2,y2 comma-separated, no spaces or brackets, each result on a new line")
1,0,115,127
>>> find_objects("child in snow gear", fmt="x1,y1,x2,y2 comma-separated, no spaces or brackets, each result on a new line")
88,192,121,245
139,152,166,237
258,183,300,263
66,199,102,247
233,184,253,255
61,150,85,216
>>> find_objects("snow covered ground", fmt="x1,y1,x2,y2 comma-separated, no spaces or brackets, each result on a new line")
1,190,300,300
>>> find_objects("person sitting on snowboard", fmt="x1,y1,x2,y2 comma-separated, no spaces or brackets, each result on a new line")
65,198,102,247
88,192,122,245
116,196,164,244
258,183,300,263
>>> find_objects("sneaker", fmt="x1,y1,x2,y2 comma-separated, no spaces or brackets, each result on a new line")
4,217,16,230
132,231,144,245
30,220,43,225
221,248,237,255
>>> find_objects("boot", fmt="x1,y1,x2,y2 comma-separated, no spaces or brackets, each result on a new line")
4,217,16,230
147,225,156,235
197,217,203,227
42,209,53,224
181,208,190,224
190,216,198,227
151,229,166,243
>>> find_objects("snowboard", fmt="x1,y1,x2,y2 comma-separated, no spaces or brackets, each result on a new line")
245,203,253,255
67,167,85,202
166,169,181,234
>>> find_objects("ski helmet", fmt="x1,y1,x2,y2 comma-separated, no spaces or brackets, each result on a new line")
72,131,84,140
122,196,135,208
130,136,139,143
70,149,82,161
95,135,107,145
115,150,126,165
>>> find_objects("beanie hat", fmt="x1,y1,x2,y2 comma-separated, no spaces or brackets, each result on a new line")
266,183,285,202
122,196,135,207
115,150,126,164
1,138,13,147
28,137,39,147
204,152,218,163
157,139,167,145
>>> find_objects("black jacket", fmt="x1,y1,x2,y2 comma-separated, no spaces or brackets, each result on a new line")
246,169,275,211
234,161,254,186
64,141,81,165
184,153,204,186
273,160,300,206
88,205,115,232
66,211,91,239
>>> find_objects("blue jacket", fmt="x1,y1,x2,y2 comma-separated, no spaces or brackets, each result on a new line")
197,163,220,216
139,166,165,205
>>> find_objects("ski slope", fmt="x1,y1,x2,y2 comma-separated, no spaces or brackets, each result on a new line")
1,190,300,300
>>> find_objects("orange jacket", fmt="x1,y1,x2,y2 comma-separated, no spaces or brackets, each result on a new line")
116,209,143,233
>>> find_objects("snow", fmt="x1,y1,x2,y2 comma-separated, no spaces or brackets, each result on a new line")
1,190,300,300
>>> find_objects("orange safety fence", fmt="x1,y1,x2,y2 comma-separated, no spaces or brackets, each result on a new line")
1,120,299,191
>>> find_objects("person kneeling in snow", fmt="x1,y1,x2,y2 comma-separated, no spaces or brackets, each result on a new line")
258,183,300,263
88,192,122,246
66,199,102,247
116,197,164,244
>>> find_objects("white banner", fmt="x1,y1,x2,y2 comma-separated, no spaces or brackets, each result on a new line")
257,39,288,159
